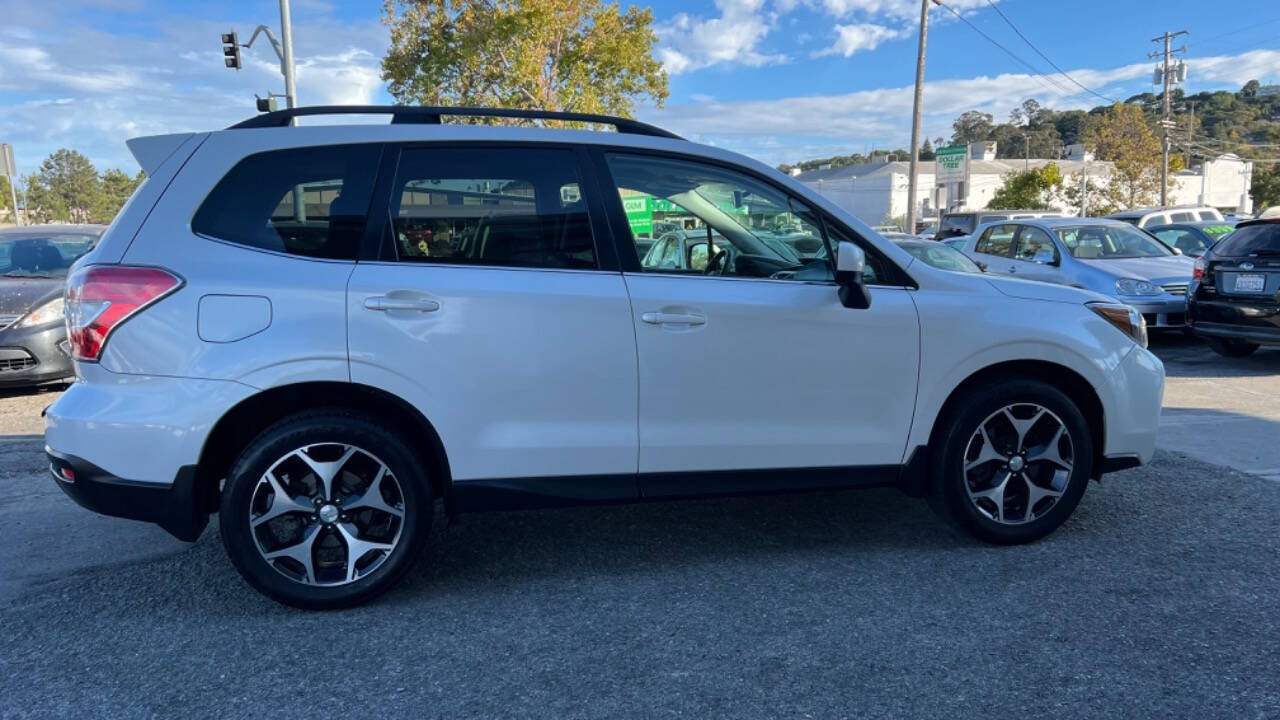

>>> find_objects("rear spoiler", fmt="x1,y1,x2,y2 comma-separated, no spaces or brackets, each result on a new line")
125,133,197,176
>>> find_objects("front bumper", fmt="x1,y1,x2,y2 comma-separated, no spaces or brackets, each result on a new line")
1101,344,1165,468
1123,296,1188,329
0,320,73,387
47,449,207,541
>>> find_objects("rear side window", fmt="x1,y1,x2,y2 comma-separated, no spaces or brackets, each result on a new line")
1198,210,1218,221
975,224,1017,257
192,144,381,260
385,147,596,270
1213,223,1280,257
1170,212,1195,222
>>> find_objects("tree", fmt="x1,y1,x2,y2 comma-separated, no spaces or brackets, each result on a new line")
93,169,144,223
1241,80,1260,98
1252,166,1280,211
381,0,669,118
951,110,994,145
920,138,935,161
1083,103,1167,208
23,149,101,223
0,176,14,224
988,163,1064,210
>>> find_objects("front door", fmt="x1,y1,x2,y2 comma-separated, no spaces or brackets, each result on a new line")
347,145,638,483
599,152,921,482
1009,225,1065,283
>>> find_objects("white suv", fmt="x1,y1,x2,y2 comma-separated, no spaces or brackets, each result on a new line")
45,106,1165,608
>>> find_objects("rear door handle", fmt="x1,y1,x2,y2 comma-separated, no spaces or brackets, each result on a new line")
641,311,706,326
364,296,441,313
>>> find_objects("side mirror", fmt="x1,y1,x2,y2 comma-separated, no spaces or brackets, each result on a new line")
1033,249,1058,265
835,241,872,310
1171,246,1184,255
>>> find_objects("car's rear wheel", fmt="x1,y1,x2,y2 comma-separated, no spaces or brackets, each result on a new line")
219,410,432,609
1204,336,1260,358
928,379,1094,545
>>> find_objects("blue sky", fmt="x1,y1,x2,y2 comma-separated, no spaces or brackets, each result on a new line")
1,0,1277,176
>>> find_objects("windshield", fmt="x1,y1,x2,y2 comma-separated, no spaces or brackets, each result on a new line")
1054,225,1173,259
0,234,98,278
1213,223,1280,257
899,242,983,273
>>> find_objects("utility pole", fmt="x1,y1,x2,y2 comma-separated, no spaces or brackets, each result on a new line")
906,0,933,235
0,144,19,227
1186,101,1195,169
278,0,299,114
1150,30,1187,207
1024,135,1030,171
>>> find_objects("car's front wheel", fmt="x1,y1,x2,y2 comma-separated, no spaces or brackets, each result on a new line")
219,410,432,609
928,379,1094,545
1204,336,1260,358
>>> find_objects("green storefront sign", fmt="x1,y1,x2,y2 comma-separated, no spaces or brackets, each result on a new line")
623,196,653,235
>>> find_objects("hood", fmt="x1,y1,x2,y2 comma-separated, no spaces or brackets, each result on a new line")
0,277,63,316
1079,254,1196,284
984,275,1110,305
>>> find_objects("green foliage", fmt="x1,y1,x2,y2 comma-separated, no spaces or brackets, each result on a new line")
988,163,1064,210
0,176,13,222
20,149,142,224
1252,166,1280,212
1083,103,1165,208
951,110,994,145
380,0,668,118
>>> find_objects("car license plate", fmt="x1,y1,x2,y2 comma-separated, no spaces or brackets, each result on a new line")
1234,273,1266,292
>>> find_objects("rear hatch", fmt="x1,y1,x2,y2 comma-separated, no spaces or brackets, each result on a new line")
1205,222,1280,301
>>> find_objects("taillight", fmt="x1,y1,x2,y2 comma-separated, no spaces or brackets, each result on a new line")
65,266,182,362
1193,256,1206,281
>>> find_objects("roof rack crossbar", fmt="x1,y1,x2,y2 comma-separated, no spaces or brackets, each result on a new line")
228,105,682,139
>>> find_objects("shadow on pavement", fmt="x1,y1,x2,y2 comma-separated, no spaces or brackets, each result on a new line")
1148,333,1280,378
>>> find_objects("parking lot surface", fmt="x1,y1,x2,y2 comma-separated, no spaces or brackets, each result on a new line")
1,340,1277,719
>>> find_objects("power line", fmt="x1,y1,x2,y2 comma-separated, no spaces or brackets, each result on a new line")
980,0,1117,104
932,0,1072,96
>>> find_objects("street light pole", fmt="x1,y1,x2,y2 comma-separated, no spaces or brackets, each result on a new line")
906,0,931,235
278,0,299,112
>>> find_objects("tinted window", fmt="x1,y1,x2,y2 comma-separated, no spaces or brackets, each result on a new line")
605,153,834,282
1198,211,1218,221
1213,223,1280,257
386,148,595,269
192,145,380,260
1170,212,1195,222
1014,226,1057,262
975,224,1017,257
938,214,975,237
1154,228,1208,255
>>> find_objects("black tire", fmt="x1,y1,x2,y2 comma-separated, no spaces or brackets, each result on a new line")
926,378,1094,545
1204,336,1260,358
219,409,433,609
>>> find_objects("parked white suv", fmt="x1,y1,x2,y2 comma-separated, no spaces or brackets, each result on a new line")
46,107,1165,608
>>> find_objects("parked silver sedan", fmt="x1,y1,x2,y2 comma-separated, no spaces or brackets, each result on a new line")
960,218,1197,328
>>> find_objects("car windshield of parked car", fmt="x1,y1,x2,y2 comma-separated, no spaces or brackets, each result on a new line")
0,234,98,278
897,242,984,273
1055,225,1174,259
1212,223,1280,257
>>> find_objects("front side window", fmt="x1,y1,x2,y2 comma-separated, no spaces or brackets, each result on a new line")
975,224,1017,257
386,147,595,270
605,153,833,282
1055,225,1174,259
1013,226,1057,262
192,144,381,260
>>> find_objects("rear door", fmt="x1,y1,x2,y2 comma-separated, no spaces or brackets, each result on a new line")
970,223,1017,274
1009,225,1064,283
346,144,639,484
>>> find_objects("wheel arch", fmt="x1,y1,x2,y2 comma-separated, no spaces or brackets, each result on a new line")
927,359,1105,480
195,381,452,514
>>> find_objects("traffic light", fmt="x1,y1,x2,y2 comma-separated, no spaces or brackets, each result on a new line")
222,32,241,70
255,95,279,113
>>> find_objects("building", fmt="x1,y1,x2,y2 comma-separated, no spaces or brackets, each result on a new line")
796,141,1252,227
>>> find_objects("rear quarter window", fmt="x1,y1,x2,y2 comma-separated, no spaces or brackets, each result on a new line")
191,144,382,260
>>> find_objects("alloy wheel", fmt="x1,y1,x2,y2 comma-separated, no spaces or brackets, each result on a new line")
962,403,1074,526
249,443,405,586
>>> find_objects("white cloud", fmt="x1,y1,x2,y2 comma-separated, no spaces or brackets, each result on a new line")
813,23,905,58
641,49,1280,165
656,0,788,75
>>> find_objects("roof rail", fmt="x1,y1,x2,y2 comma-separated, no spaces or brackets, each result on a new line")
227,105,682,139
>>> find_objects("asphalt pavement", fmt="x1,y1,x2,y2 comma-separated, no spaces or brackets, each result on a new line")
1,340,1277,719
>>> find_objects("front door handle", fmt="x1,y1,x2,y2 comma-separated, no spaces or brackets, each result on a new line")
641,311,706,326
364,296,441,313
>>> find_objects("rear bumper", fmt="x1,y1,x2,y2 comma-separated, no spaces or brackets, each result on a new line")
47,449,207,541
1188,296,1280,344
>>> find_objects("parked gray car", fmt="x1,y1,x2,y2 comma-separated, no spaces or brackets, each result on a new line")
960,218,1196,328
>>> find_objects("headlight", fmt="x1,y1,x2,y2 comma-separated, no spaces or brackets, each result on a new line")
1088,301,1147,348
15,298,65,328
1114,278,1162,296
